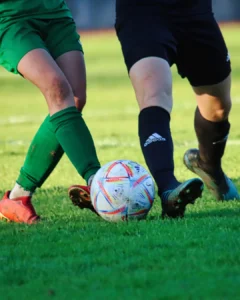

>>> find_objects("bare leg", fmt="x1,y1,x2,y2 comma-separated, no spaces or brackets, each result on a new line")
129,57,203,217
184,75,239,200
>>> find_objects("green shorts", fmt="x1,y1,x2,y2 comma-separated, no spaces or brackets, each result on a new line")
0,17,83,74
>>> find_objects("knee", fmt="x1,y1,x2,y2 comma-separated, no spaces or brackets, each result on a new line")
200,97,232,122
210,93,232,121
212,101,232,121
140,75,172,113
130,57,173,113
74,92,87,112
194,75,232,122
46,76,73,105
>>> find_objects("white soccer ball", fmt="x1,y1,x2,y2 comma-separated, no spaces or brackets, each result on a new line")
90,160,155,222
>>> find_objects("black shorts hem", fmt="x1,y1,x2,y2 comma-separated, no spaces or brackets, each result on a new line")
123,47,174,73
187,66,231,87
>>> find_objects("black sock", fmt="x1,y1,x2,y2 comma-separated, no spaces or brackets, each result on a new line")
194,107,230,178
139,106,179,195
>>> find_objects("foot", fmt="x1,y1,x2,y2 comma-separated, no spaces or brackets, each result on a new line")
68,185,97,214
0,191,39,224
184,148,240,201
160,178,204,218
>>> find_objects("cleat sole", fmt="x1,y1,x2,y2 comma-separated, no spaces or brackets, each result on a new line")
162,179,203,219
69,187,90,208
68,185,98,214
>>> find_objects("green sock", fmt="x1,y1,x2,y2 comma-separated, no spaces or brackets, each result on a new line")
50,106,100,183
17,115,64,192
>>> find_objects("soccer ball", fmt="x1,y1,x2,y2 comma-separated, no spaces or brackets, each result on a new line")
90,160,155,222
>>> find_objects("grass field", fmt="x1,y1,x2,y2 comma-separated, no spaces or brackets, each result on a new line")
0,26,240,299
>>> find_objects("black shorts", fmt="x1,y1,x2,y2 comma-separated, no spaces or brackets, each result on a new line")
115,7,231,86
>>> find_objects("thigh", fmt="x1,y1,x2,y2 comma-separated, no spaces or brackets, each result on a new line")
115,6,177,73
0,20,48,74
176,14,231,87
18,48,74,115
18,48,66,90
45,17,83,60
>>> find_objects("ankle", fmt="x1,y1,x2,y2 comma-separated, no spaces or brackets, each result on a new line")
10,183,33,199
87,175,95,186
157,176,180,196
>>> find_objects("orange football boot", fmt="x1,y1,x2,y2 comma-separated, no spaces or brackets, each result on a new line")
68,185,97,214
0,191,39,224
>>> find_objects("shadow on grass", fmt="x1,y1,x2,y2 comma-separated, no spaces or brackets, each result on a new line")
189,206,240,219
0,177,239,223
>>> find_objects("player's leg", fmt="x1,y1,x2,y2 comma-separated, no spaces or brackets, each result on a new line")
11,20,96,209
193,75,231,178
0,21,60,223
0,49,74,224
115,12,203,218
10,115,64,199
2,50,100,222
130,57,178,191
130,57,203,218
185,76,239,200
10,54,88,208
6,50,70,208
0,22,99,223
18,53,100,188
179,15,239,200
55,51,97,211
45,18,101,210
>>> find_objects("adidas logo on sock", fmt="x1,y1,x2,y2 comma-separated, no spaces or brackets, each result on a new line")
144,133,166,147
